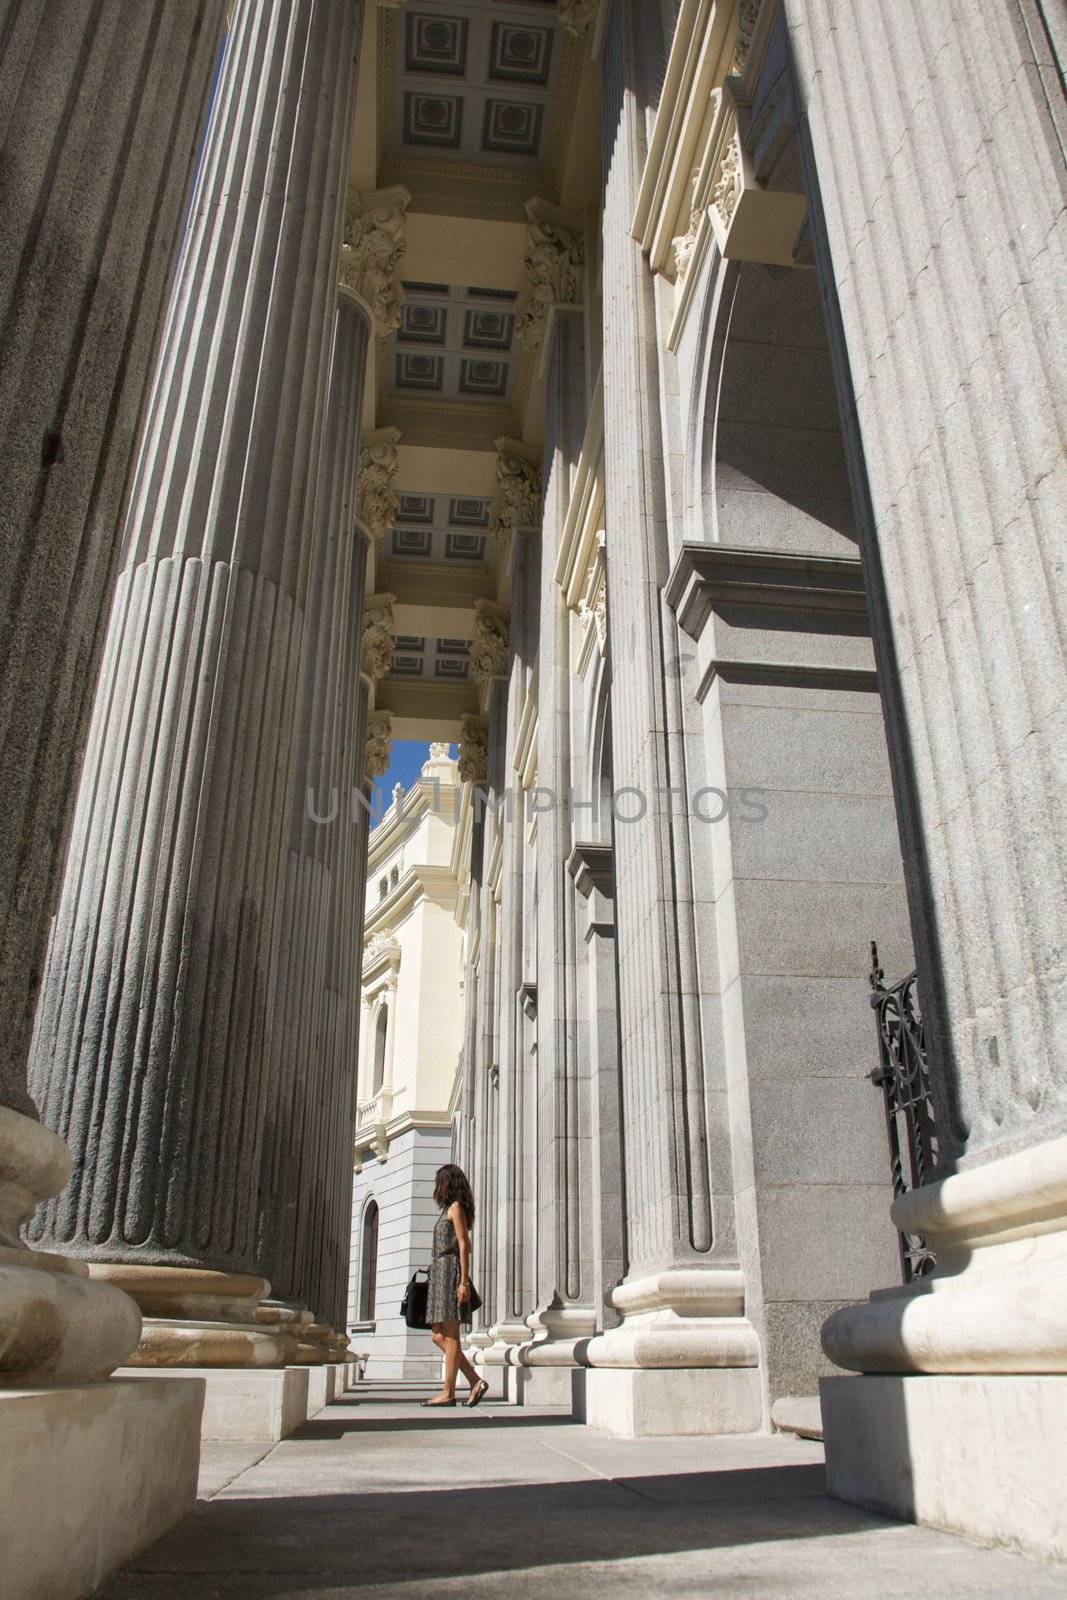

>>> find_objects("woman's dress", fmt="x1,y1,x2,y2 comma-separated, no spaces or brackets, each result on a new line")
426,1211,472,1326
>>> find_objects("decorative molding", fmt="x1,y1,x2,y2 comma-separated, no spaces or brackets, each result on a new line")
357,426,401,540
469,600,510,686
340,186,411,335
457,713,489,784
488,435,542,557
364,710,394,779
361,593,397,682
665,544,872,638
428,741,451,761
567,841,614,900
516,197,585,355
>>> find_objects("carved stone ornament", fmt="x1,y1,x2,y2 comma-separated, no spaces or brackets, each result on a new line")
469,601,510,686
361,594,397,683
488,436,542,553
577,529,608,652
364,930,401,966
457,714,489,784
556,0,598,37
712,134,742,231
357,426,401,541
364,710,394,779
428,741,451,761
515,198,584,355
732,0,762,72
340,187,410,335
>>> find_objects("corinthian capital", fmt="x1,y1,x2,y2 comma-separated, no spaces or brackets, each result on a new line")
364,711,394,780
469,601,510,687
361,594,397,683
357,426,401,541
340,186,411,335
516,198,584,355
457,714,489,784
488,436,542,555
556,0,598,37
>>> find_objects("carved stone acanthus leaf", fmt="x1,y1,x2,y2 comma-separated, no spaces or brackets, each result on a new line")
364,711,394,779
428,741,451,760
457,714,489,784
712,135,742,230
340,187,410,335
516,198,585,355
488,436,542,554
361,593,397,683
469,601,510,686
556,0,598,37
357,426,401,540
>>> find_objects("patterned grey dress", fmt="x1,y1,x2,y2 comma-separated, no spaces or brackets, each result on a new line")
426,1211,472,1326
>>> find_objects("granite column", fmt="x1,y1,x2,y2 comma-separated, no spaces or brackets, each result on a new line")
0,0,227,1385
27,0,365,1366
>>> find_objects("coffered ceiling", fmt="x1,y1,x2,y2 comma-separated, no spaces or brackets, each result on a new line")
378,0,580,202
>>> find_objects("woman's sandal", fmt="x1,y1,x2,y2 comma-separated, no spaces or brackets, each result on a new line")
420,1396,456,1407
466,1379,489,1408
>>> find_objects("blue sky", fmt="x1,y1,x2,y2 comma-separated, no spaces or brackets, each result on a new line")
369,740,455,823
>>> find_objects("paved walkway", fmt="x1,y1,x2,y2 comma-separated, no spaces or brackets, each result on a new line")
103,1383,1065,1599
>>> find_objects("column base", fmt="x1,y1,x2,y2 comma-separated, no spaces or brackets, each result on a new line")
118,1364,311,1442
475,1320,531,1400
514,1299,596,1408
0,1374,203,1600
584,1366,763,1437
0,1107,142,1383
821,1373,1067,1561
91,1265,297,1368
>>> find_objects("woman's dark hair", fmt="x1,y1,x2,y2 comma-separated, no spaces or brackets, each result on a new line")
434,1163,475,1225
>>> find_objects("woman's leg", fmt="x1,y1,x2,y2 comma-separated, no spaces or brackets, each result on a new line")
440,1319,480,1394
427,1326,454,1402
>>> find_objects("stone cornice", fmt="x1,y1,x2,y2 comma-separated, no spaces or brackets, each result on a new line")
666,544,872,639
566,841,614,899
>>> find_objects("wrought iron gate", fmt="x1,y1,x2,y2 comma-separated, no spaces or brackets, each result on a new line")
868,942,938,1281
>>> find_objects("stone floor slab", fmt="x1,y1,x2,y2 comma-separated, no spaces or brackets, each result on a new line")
99,1391,1067,1600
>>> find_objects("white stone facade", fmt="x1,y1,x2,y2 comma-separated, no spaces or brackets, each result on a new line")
347,747,466,1377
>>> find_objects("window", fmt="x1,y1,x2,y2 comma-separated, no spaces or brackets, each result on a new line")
372,1005,388,1095
359,1201,379,1323
378,876,388,900
390,863,399,887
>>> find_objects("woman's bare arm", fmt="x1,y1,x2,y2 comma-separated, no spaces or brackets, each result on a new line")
449,1201,471,1302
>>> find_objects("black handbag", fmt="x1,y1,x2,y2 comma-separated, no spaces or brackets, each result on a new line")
400,1269,430,1328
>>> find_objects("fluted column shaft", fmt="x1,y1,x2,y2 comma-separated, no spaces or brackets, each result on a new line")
534,312,594,1311
261,295,373,1333
0,0,227,1385
28,0,364,1292
786,0,1065,1167
0,0,226,1118
599,0,716,1274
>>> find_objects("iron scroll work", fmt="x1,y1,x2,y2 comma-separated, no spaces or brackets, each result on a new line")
868,942,939,1282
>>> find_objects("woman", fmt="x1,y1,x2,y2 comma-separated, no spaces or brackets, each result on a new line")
422,1163,489,1408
